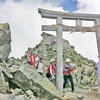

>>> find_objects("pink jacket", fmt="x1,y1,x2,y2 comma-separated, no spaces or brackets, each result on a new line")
50,64,56,75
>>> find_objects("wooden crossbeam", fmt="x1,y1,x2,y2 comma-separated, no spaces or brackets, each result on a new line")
42,25,97,32
38,8,100,21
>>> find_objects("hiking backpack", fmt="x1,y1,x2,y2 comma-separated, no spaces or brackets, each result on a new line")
46,65,53,78
36,62,39,69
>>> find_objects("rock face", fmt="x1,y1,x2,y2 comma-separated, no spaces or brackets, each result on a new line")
0,23,11,62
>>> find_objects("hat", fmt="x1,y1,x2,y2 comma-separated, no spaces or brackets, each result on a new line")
50,59,55,63
65,58,71,62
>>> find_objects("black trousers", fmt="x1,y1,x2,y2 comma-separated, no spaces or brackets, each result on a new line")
63,74,74,92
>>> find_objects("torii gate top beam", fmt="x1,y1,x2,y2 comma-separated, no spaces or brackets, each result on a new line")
38,8,100,21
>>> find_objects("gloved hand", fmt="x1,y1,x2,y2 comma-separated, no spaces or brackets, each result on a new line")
52,75,55,80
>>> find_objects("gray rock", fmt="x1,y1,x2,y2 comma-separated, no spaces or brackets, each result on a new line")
2,61,13,78
53,99,59,100
11,64,64,100
14,61,22,66
64,92,84,100
77,85,90,90
9,65,19,73
14,88,24,95
7,57,16,66
10,67,18,73
0,23,11,62
0,93,37,100
63,88,68,93
0,66,7,94
21,59,28,64
11,65,19,69
26,90,34,98
10,88,24,96
26,90,33,95
84,67,94,76
5,82,9,92
81,76,90,85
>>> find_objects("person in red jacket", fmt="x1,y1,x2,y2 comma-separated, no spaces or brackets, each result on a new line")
49,59,56,79
46,59,56,79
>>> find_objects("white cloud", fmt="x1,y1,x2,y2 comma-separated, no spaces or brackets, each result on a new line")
67,0,100,62
0,0,99,62
0,0,64,58
76,0,100,14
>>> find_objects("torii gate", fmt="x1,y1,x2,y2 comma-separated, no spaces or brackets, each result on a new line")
38,8,100,93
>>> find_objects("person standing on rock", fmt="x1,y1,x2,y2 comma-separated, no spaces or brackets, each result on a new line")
47,59,56,79
49,42,52,46
24,51,27,58
46,59,56,85
36,45,39,49
97,61,100,95
52,40,55,45
35,55,39,63
27,51,31,64
36,58,44,75
63,58,75,93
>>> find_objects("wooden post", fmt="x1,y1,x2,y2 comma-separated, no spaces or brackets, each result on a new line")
56,17,63,93
95,19,100,60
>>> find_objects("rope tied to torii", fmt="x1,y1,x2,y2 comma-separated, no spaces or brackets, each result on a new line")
56,23,100,33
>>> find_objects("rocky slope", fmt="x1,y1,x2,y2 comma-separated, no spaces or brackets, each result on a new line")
0,24,99,100
27,32,98,87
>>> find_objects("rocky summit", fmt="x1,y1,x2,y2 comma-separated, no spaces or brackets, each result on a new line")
0,24,99,100
28,32,98,87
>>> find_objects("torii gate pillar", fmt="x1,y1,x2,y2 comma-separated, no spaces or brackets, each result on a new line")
56,17,63,92
95,19,100,60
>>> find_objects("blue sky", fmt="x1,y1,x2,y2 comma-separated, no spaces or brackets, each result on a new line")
0,0,78,12
43,0,78,12
60,0,78,12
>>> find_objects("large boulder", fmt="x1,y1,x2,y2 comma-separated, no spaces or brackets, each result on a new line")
0,66,7,94
11,64,64,100
0,23,11,62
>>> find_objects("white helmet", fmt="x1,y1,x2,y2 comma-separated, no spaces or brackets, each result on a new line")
65,58,71,62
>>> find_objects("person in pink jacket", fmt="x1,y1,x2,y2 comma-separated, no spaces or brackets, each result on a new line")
49,59,56,79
